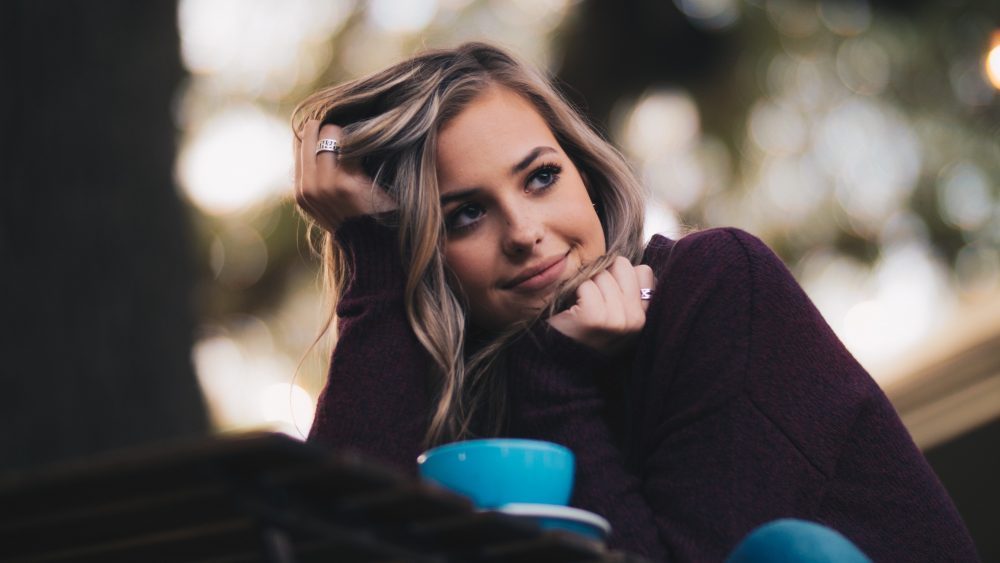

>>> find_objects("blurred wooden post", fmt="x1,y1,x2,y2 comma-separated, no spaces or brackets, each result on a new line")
0,1,208,470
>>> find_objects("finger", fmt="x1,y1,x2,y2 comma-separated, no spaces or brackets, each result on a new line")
315,123,344,185
318,123,342,142
293,131,302,195
608,256,643,324
575,278,603,306
317,123,343,159
635,264,656,313
591,269,626,328
572,278,603,322
299,119,321,195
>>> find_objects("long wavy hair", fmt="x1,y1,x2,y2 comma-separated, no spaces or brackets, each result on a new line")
293,42,646,448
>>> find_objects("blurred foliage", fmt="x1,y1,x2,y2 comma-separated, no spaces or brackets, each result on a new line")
175,0,998,430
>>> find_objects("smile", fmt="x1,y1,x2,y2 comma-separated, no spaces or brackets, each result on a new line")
503,252,569,292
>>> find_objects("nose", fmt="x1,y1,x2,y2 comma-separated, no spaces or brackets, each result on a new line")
501,209,544,258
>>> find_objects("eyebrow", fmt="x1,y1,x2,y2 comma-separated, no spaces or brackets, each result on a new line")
440,146,558,206
512,146,557,175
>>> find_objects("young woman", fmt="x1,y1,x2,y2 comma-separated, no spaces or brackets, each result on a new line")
292,43,977,561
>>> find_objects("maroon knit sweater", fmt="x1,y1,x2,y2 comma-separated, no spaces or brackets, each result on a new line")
308,216,978,562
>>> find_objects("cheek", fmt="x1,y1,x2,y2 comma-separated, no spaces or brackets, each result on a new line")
562,200,606,256
444,245,492,298
556,168,606,255
587,211,607,254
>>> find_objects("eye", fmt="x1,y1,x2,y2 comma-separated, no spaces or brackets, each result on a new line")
447,203,486,232
526,163,562,192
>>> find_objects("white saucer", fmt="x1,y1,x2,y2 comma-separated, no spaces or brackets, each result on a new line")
491,503,611,540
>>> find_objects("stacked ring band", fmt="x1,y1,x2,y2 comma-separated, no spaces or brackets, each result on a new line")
315,138,341,154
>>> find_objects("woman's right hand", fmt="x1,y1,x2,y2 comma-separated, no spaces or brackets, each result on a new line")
294,119,396,232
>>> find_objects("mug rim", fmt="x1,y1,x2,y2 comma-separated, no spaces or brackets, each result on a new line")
417,438,573,464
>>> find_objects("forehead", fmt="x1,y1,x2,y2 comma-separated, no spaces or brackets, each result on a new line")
435,87,557,186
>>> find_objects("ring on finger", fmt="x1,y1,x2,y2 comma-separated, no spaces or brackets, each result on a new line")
640,288,653,300
315,138,341,155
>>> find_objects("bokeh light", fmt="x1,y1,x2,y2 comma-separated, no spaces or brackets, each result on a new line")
623,90,708,215
765,0,820,38
950,58,995,107
749,99,807,155
259,383,316,436
209,226,270,290
173,0,1000,437
176,105,292,215
955,242,1000,297
644,201,682,242
816,98,921,229
624,90,701,159
491,0,572,32
673,0,741,30
179,0,351,99
817,0,871,36
937,161,993,231
193,325,310,436
836,36,891,96
987,31,1000,90
368,0,437,32
339,24,409,77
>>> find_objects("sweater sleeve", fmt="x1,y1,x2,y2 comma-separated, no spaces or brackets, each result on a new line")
505,323,670,560
306,215,432,476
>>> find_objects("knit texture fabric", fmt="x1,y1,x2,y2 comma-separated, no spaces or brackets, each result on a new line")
308,216,978,562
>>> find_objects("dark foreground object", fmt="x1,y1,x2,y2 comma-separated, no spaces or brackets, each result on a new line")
0,433,648,562
725,519,871,563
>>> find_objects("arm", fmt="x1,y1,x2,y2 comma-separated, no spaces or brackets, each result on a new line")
306,215,432,476
634,228,976,561
295,121,429,475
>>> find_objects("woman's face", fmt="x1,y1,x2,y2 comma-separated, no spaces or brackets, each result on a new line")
436,86,606,330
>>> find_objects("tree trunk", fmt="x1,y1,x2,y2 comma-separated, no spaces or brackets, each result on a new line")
0,1,208,471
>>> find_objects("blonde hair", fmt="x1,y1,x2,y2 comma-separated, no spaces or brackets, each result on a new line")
293,42,646,448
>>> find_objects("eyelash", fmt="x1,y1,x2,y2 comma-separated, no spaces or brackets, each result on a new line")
526,162,562,192
445,162,563,234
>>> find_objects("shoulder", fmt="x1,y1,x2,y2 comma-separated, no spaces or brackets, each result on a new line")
642,227,824,338
639,229,880,471
643,227,787,289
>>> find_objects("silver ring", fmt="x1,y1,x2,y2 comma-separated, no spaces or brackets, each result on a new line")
315,138,341,155
640,288,653,300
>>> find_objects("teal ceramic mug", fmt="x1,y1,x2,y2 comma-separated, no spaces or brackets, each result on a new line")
417,439,575,508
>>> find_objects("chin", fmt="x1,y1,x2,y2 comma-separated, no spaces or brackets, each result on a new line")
471,305,537,333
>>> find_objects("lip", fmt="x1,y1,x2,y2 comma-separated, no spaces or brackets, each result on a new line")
502,252,570,292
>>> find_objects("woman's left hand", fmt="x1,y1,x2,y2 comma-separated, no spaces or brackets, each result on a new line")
547,256,656,355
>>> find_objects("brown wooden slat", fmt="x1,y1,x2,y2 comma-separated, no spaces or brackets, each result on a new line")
0,433,647,563
406,510,542,551
479,533,607,562
265,458,406,507
289,534,441,563
1,489,241,559
4,518,261,563
0,433,329,526
331,483,473,525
